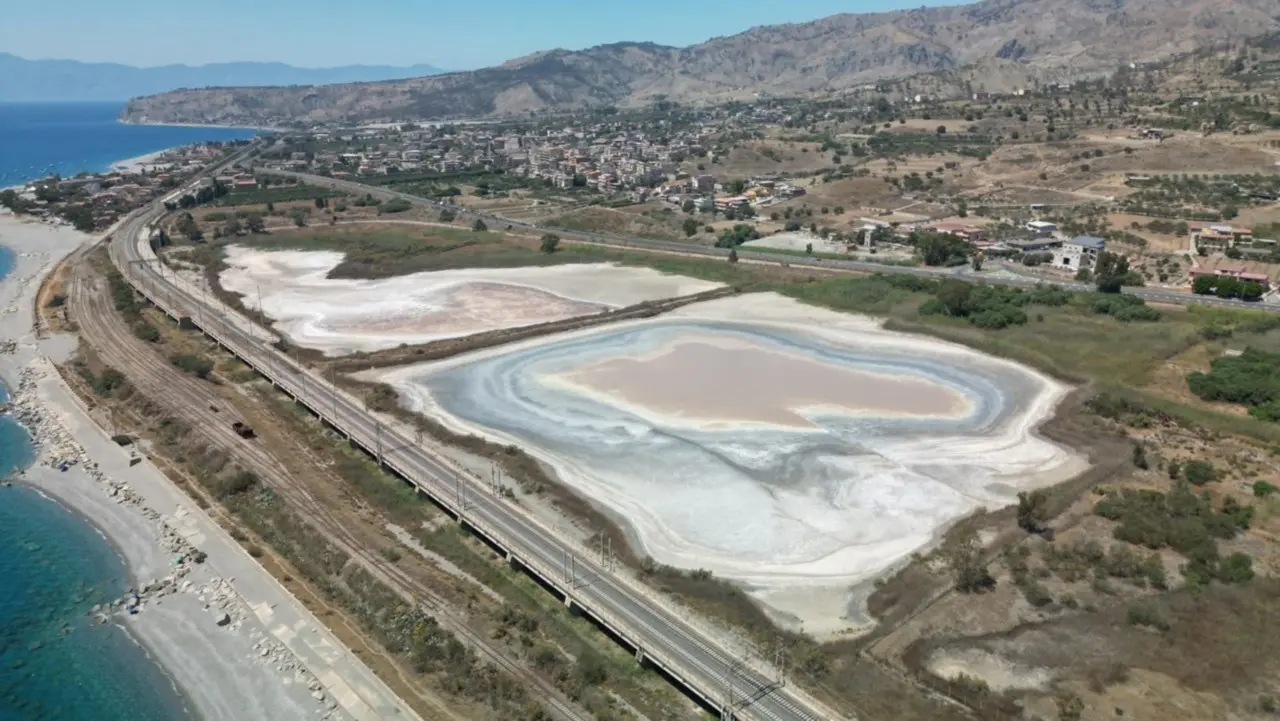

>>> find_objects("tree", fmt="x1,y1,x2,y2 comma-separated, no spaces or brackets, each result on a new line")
1192,275,1217,295
1093,250,1130,293
936,279,972,316
1132,441,1149,469
314,196,326,209
936,125,947,134
439,208,455,223
1218,552,1254,583
472,219,488,232
682,218,700,237
971,252,983,271
805,243,813,255
946,528,994,593
244,212,265,233
266,201,275,213
1056,692,1085,721
1017,490,1049,533
1183,459,1217,485
915,231,969,266
727,248,739,263
539,233,560,254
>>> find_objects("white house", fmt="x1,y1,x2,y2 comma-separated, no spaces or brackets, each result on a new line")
1054,236,1106,270
1026,220,1058,236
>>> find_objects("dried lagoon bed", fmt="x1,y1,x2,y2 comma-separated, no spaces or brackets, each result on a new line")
218,245,723,356
362,292,1089,634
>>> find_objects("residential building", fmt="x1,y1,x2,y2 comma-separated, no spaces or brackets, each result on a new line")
1007,238,1061,253
713,195,749,212
1025,220,1057,236
692,174,717,192
1189,267,1270,289
1192,224,1254,253
1054,236,1106,270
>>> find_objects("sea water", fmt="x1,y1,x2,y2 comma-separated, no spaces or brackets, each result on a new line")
0,245,191,720
0,101,257,188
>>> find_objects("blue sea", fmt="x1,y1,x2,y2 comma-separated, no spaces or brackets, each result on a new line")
0,101,257,188
0,109,205,719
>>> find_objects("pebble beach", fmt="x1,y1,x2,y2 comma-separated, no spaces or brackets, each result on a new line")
0,211,414,721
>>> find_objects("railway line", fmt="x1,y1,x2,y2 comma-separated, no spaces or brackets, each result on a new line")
112,177,831,719
68,245,592,721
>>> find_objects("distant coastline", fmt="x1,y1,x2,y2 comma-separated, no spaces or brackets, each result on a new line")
0,102,257,188
116,117,280,133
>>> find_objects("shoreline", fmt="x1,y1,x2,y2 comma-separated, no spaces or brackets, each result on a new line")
109,148,175,174
117,118,279,132
0,212,417,721
9,480,200,720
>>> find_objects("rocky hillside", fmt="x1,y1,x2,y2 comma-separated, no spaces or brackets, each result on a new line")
123,0,1280,126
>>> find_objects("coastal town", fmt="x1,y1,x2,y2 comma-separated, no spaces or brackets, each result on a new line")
0,141,249,231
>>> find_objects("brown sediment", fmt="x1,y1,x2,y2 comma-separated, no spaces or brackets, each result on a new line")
323,281,606,338
557,336,969,428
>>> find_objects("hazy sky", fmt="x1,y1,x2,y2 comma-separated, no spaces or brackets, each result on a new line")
2,0,944,70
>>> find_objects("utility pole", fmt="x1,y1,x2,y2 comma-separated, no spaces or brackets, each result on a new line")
328,365,338,424
562,549,577,587
489,463,504,496
721,656,740,721
254,283,266,345
597,535,615,572
772,638,788,688
198,274,207,327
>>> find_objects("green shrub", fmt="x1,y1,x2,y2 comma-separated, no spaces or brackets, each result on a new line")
1021,580,1053,607
1093,481,1249,580
217,470,258,498
1182,459,1217,485
1188,347,1280,419
1127,601,1170,631
133,321,160,342
169,353,215,379
1253,480,1277,498
1218,552,1255,583
378,198,412,214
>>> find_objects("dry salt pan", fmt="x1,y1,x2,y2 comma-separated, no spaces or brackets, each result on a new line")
217,245,723,356
366,292,1089,633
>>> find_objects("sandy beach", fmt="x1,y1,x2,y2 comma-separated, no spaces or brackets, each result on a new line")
0,211,417,721
110,149,177,174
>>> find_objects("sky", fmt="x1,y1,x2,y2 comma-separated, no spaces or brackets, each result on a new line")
1,0,943,71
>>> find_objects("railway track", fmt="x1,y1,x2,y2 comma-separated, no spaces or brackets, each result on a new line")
67,251,593,721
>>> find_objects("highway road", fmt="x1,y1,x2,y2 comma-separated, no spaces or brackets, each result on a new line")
112,168,832,721
266,168,1280,314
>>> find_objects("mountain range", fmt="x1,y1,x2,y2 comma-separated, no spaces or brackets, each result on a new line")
0,53,446,102
122,0,1280,126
